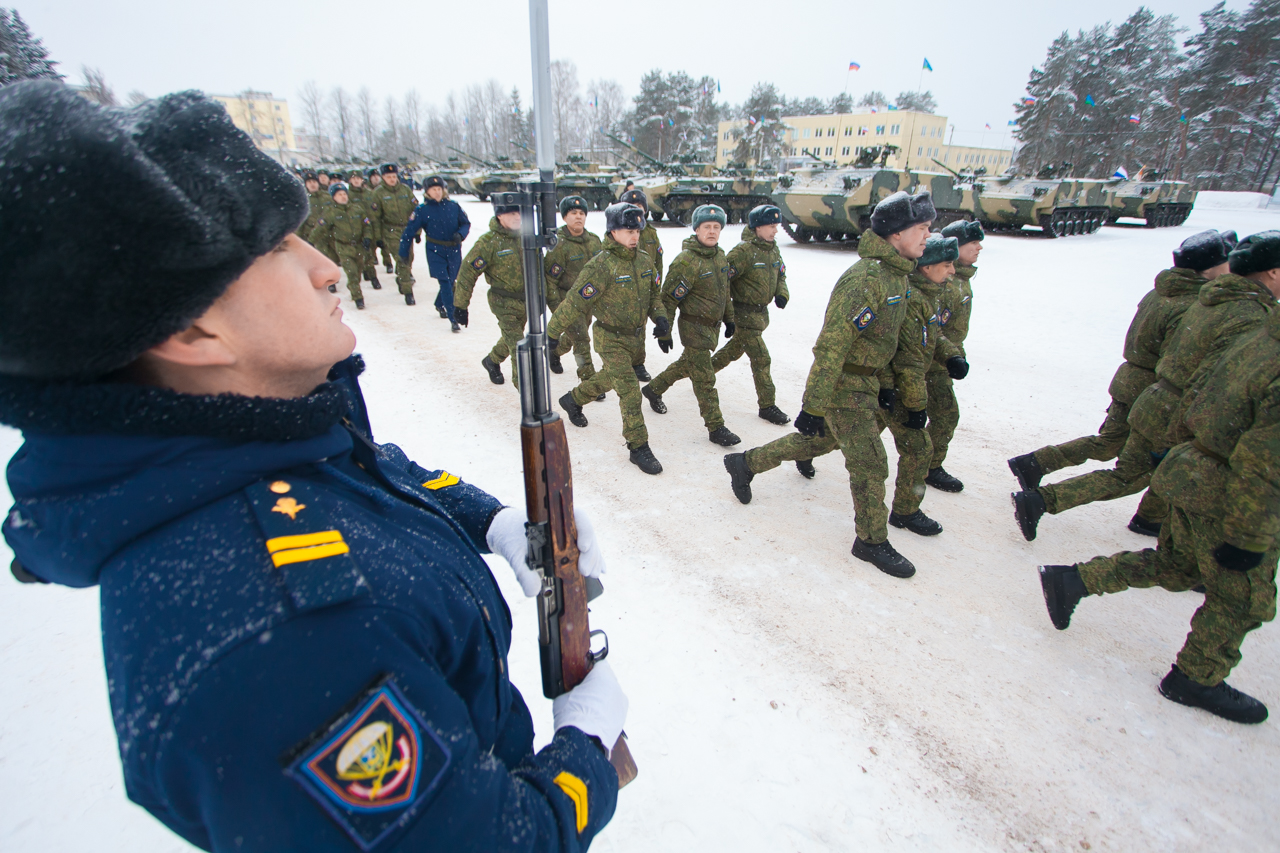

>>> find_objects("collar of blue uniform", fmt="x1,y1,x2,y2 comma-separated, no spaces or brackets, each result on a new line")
0,362,357,440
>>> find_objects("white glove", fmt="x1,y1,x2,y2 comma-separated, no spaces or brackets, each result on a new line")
553,659,628,751
485,506,607,597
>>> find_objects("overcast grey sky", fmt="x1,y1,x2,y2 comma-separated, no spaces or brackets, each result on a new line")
22,0,1245,148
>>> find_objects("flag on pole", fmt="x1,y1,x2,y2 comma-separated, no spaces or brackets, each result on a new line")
1128,114,1141,124
984,123,991,129
923,57,933,71
886,105,898,111
717,80,721,93
1178,112,1188,123
668,117,676,127
1022,96,1038,104
870,107,878,113
1007,120,1018,126
1084,95,1096,106
1113,166,1129,179
748,116,758,125
848,61,861,71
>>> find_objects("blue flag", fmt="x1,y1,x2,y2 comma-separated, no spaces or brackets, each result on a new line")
923,57,933,72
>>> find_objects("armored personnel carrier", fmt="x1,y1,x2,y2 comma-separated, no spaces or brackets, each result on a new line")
1105,169,1196,227
553,154,618,210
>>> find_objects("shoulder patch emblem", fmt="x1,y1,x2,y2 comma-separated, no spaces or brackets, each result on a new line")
939,308,952,324
672,281,690,299
579,282,598,299
471,256,487,271
753,262,767,268
853,307,876,331
641,268,653,279
656,244,663,254
496,248,515,257
615,274,633,283
699,270,713,279
284,678,452,852
961,295,971,304
886,295,903,305
554,771,590,834
569,253,584,262
548,263,564,278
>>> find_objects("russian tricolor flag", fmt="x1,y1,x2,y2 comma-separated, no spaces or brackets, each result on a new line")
849,61,861,71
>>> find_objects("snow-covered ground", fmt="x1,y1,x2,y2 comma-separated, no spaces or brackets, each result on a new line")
4,199,1280,852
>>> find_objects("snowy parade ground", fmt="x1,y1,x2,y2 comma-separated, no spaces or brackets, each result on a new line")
4,197,1279,852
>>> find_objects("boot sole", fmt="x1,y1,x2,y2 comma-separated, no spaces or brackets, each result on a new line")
723,454,753,504
558,395,587,428
1007,457,1041,491
1158,680,1269,724
1012,492,1040,541
851,545,916,578
925,477,964,493
482,359,504,385
630,458,662,475
709,433,741,447
796,462,816,479
1038,565,1072,630
642,387,667,414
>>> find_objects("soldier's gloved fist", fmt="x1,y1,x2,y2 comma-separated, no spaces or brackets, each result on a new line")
376,240,385,248
724,321,736,338
878,388,897,411
774,295,788,309
652,316,671,339
486,505,607,597
904,409,928,430
946,356,970,380
658,337,673,353
451,232,463,243
455,308,469,327
362,238,371,250
1213,543,1264,572
553,659,628,755
794,410,827,437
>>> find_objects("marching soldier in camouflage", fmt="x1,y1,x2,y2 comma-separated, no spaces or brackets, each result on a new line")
620,189,665,382
643,204,739,446
308,182,373,309
1011,230,1238,541
345,170,383,291
923,219,980,492
366,168,394,272
543,195,603,381
878,235,960,537
723,191,937,578
369,163,418,304
549,203,670,475
454,199,527,387
297,171,327,246
712,204,792,426
1037,232,1280,725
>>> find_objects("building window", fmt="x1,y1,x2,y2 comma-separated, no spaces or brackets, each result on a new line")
890,124,900,135
876,125,885,135
803,128,811,138
792,129,799,140
918,147,923,155
858,126,868,136
801,147,808,154
844,127,853,136
825,146,833,155
828,128,836,137
841,146,850,156
724,131,730,141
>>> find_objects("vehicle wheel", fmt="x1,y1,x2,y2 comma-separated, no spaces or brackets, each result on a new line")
813,230,830,242
651,210,664,221
796,227,813,243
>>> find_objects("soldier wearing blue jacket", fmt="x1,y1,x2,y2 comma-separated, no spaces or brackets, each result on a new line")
400,175,471,331
0,82,627,853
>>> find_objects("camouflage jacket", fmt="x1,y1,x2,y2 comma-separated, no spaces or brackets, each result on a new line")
639,223,664,284
299,190,330,242
544,225,603,304
1152,308,1280,552
930,264,974,371
369,182,418,244
800,229,916,417
725,226,789,332
308,202,371,251
661,236,734,351
1106,267,1207,404
454,218,524,309
547,235,666,341
883,273,944,411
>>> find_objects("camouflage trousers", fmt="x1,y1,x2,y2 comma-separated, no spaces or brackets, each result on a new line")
379,242,395,270
1033,399,1130,476
878,404,933,517
744,395,889,543
631,332,648,368
1040,426,1169,521
488,291,528,388
926,371,959,468
648,346,723,432
549,291,596,381
711,328,776,408
392,241,415,294
571,328,648,450
336,245,365,302
1078,505,1278,686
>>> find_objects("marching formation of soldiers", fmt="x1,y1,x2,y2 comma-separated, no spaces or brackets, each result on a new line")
296,165,1280,727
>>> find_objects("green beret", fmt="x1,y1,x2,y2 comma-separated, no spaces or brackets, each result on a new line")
1229,231,1280,277
940,219,984,246
918,235,960,267
690,204,726,228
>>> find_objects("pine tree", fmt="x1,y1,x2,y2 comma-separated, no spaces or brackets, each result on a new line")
0,8,61,86
731,83,787,166
895,91,937,113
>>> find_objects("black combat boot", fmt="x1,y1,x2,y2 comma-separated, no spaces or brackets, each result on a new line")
629,442,663,475
549,351,564,374
1012,489,1046,541
642,384,667,414
451,321,461,333
558,393,587,427
1128,513,1161,537
481,355,504,385
355,297,365,310
758,405,789,425
437,306,448,318
889,510,943,536
363,270,373,281
1038,564,1088,630
1158,665,1268,724
1007,452,1044,491
369,274,382,290
404,293,416,306
708,426,741,447
328,284,337,293
723,453,753,504
596,393,607,401
633,364,651,382
851,538,916,578
796,459,816,479
384,261,394,274
925,467,964,493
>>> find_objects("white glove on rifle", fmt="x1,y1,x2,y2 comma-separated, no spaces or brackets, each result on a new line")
485,506,606,597
553,659,628,751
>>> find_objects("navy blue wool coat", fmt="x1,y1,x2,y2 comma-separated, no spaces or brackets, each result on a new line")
400,198,471,283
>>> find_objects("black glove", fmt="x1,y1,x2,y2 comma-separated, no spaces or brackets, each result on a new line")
452,232,463,242
774,295,788,309
546,336,560,352
878,388,897,411
946,356,970,380
376,240,385,248
363,238,372,250
415,234,421,243
455,308,469,327
1214,543,1264,572
724,321,736,338
794,410,827,437
904,409,928,430
658,337,674,353
652,316,671,339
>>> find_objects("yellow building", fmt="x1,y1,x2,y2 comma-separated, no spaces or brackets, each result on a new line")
212,91,305,166
717,110,1014,174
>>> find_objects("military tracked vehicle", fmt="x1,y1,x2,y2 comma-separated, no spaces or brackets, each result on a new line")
1105,169,1196,227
